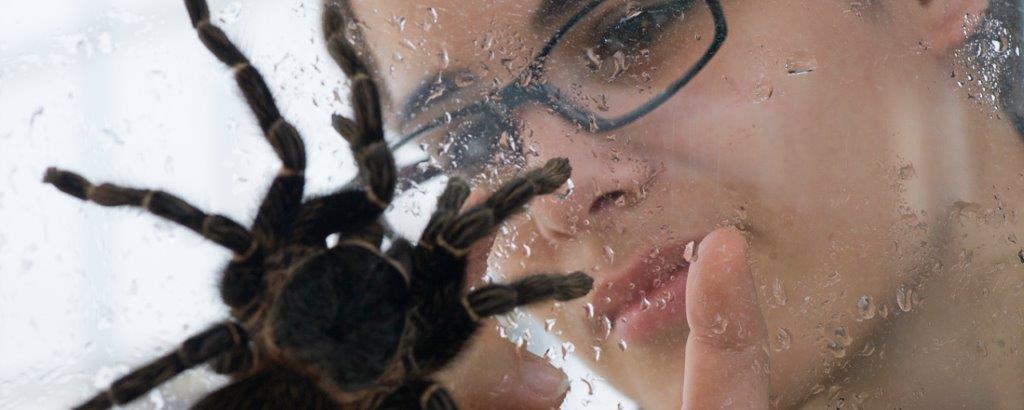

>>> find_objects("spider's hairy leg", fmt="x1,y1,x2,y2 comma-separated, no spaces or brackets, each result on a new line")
289,3,399,245
411,177,471,291
378,379,459,410
465,272,594,318
184,0,307,249
192,369,336,410
433,158,571,258
43,168,258,260
325,0,394,207
385,236,415,274
419,177,472,247
408,165,578,372
73,322,247,410
289,190,389,245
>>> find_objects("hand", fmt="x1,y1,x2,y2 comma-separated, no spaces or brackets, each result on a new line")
682,227,770,409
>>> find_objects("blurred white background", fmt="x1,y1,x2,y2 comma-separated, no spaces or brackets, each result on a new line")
0,1,629,408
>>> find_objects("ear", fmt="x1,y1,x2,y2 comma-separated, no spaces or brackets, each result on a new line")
912,0,991,55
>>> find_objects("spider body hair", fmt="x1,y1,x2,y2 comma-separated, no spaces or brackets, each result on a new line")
46,1,592,409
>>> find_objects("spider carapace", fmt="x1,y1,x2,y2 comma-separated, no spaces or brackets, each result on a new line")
43,1,593,409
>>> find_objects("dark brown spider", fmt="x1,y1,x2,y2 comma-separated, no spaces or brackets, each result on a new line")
43,1,592,409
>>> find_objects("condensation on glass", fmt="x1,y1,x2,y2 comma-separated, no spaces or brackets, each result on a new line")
4,0,1024,409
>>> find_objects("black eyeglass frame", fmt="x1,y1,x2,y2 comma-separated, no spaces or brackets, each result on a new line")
390,0,728,186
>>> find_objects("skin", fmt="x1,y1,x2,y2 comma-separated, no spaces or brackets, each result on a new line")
346,0,1024,408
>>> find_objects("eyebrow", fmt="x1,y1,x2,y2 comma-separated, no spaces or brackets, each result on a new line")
399,70,465,127
398,0,590,129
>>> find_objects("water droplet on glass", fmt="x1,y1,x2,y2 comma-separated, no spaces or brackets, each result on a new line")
826,326,852,358
558,177,575,200
624,4,644,20
753,75,773,103
401,38,418,51
785,55,818,75
481,33,494,51
617,339,628,351
991,37,1008,53
599,315,612,340
771,278,788,307
834,326,852,345
898,163,916,180
826,339,847,358
775,327,792,351
857,294,876,320
545,318,556,331
896,284,913,312
454,71,476,88
581,377,595,395
423,84,446,105
710,313,728,335
217,1,243,24
603,245,615,263
440,47,450,68
640,296,652,312
584,302,595,319
976,340,988,357
858,341,876,357
593,346,603,361
611,51,628,79
585,47,603,71
683,241,696,263
561,341,575,359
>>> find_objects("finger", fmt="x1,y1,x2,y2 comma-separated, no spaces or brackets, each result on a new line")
437,316,570,409
682,227,769,409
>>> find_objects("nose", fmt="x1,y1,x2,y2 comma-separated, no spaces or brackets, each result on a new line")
520,117,656,241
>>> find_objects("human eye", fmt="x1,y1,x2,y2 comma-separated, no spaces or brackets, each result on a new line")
420,112,523,180
585,0,696,71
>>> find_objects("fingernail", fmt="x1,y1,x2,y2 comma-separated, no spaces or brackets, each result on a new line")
520,359,570,400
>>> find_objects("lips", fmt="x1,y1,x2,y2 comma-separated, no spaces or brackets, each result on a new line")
592,236,705,344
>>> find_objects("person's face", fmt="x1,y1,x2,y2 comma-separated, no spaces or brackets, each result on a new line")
352,1,983,407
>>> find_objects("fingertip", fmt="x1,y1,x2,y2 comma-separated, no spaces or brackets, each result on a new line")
686,226,762,349
516,355,571,404
695,225,747,263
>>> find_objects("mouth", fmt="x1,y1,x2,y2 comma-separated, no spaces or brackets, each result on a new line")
592,235,706,344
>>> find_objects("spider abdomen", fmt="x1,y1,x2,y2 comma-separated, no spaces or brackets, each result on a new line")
270,242,410,393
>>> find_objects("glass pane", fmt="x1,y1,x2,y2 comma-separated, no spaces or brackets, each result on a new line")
6,0,1024,409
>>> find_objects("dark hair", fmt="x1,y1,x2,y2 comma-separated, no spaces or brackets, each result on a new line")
970,0,1024,135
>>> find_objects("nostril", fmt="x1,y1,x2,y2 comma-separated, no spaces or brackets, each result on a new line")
588,190,627,215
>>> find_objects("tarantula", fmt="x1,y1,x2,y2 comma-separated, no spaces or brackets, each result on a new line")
44,1,593,409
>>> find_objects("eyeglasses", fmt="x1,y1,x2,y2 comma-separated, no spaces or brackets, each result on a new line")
387,0,727,188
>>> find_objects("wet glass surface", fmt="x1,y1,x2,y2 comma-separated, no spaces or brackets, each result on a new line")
4,0,1024,409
